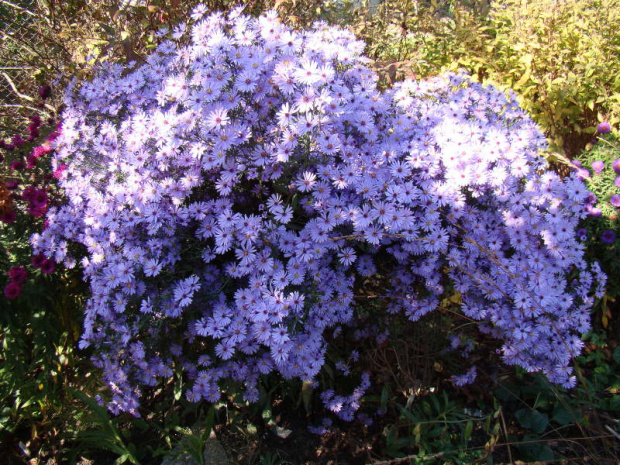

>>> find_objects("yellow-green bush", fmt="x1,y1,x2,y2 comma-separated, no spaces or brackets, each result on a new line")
475,0,620,156
354,0,620,157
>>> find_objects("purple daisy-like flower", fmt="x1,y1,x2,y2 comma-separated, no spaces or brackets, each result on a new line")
615,177,620,188
576,228,588,241
612,159,620,175
601,230,616,244
597,121,611,134
576,168,590,180
592,160,604,174
611,194,620,207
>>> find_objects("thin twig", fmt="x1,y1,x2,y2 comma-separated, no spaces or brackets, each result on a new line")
497,407,514,464
605,425,620,441
0,103,54,115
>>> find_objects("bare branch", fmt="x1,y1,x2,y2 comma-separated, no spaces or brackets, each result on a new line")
0,103,55,116
1,71,34,102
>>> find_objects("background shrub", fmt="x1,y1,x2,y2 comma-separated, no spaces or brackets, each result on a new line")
352,0,620,157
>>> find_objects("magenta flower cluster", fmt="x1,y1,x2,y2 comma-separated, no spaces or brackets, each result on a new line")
32,6,605,415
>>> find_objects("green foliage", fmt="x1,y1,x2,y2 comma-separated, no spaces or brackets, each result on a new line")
495,338,620,462
476,0,620,155
0,282,85,461
354,0,489,84
379,389,495,463
70,390,143,465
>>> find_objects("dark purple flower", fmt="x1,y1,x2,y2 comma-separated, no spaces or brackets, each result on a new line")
597,121,611,134
5,180,19,190
30,189,48,206
592,160,604,174
31,253,46,269
27,123,39,137
612,159,620,174
8,266,27,284
38,85,51,100
10,160,24,171
22,186,36,201
0,208,16,224
601,230,616,244
26,153,37,168
11,134,24,147
40,259,56,274
4,281,22,299
611,194,620,208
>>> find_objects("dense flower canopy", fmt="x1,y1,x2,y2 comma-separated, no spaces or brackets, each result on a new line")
33,6,605,415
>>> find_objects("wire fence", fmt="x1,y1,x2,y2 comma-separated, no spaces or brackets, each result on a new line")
0,0,66,137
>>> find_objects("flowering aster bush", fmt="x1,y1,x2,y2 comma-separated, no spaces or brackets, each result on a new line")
32,6,605,415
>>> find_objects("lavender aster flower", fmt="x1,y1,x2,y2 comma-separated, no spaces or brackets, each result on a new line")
613,160,620,175
576,228,588,241
576,168,590,180
591,160,604,174
611,194,620,208
597,121,611,134
451,366,477,387
586,205,602,217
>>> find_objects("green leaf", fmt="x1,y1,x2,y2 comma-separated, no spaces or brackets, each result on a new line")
380,385,389,413
551,406,575,426
301,380,313,414
202,405,216,441
114,454,130,465
385,426,398,446
464,420,473,440
517,436,554,462
612,346,620,364
515,409,549,434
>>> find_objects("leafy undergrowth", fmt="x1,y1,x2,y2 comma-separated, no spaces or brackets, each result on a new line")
4,316,617,464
